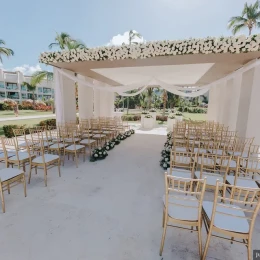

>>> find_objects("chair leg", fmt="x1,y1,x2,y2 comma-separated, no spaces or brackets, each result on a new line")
198,223,202,258
23,162,26,172
75,151,78,168
83,149,86,162
23,173,27,197
247,239,252,260
202,226,213,260
35,166,38,175
162,207,165,227
28,165,32,184
58,159,61,177
7,183,10,194
159,219,167,256
43,165,47,187
0,184,5,213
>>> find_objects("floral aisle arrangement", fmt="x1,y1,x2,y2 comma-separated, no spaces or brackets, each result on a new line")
104,141,115,151
160,132,173,170
90,147,108,161
40,35,260,64
90,129,135,162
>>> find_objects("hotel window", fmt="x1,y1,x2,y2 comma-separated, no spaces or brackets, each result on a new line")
0,92,6,98
38,87,43,93
21,85,27,91
6,82,18,90
0,82,4,89
21,93,27,99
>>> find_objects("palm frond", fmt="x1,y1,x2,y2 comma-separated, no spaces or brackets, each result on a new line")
0,40,14,63
48,42,59,49
22,82,36,91
31,71,53,86
232,23,246,35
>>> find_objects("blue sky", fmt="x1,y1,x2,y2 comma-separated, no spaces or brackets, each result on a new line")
1,0,259,75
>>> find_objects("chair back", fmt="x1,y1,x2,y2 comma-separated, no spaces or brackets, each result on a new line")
170,151,196,173
164,174,206,220
211,181,260,235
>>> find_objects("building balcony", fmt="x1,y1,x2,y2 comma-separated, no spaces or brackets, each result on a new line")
4,73,18,82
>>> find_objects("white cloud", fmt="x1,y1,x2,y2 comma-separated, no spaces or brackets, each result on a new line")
107,30,145,46
12,64,42,75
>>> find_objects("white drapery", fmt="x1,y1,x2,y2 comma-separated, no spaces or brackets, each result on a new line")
56,59,260,98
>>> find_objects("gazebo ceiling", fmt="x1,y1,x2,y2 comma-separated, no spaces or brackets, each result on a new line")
39,35,260,86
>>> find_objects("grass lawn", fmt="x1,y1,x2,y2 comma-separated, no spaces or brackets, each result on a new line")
0,117,54,136
0,110,53,118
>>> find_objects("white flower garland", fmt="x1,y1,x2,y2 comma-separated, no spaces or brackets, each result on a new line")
39,35,260,64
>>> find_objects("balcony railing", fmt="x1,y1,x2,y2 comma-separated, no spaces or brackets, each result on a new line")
7,95,19,99
6,85,18,90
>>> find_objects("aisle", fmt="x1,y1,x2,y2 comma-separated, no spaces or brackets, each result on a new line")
0,133,166,260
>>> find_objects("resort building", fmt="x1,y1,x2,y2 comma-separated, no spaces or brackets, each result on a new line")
0,69,54,103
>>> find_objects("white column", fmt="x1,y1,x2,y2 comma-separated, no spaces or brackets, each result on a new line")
99,90,108,117
106,92,115,117
93,89,100,118
78,75,94,120
54,68,76,124
245,65,260,143
207,85,218,121
235,68,255,137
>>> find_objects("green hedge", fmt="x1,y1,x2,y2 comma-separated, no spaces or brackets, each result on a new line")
3,125,29,138
178,107,207,113
38,118,56,127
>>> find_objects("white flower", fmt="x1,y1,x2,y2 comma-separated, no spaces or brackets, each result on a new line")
106,146,109,150
99,152,102,155
94,154,98,158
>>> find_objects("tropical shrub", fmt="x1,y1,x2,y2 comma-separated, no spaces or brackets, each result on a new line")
3,124,29,138
38,119,56,127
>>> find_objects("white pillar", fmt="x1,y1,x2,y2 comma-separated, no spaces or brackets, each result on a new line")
78,75,94,120
235,68,255,137
207,85,219,121
54,68,76,124
94,89,100,118
245,65,260,143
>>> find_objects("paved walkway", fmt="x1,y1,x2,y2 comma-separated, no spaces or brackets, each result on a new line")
0,114,55,122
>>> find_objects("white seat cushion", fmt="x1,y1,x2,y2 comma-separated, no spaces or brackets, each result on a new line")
197,157,215,165
216,159,236,168
163,195,199,221
167,168,193,180
32,154,59,164
80,139,96,145
208,149,224,155
0,152,16,159
102,131,113,134
228,151,248,157
174,147,187,152
194,171,223,186
193,148,207,153
49,143,68,149
226,176,259,188
64,138,81,143
34,141,50,148
8,152,32,161
203,201,249,233
65,144,85,151
19,141,34,147
93,134,106,138
0,168,24,181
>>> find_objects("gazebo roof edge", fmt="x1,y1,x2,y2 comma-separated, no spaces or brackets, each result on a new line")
39,34,260,65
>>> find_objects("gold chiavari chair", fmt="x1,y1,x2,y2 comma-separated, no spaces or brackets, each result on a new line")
28,140,61,187
62,129,86,168
194,154,231,191
0,167,27,213
168,151,197,179
202,182,260,260
13,128,34,151
1,137,36,172
79,125,97,155
226,157,260,190
160,175,206,258
249,144,260,158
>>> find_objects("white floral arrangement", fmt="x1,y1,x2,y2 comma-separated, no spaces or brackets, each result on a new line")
144,115,153,118
90,147,108,161
141,111,149,114
149,108,156,112
39,35,260,64
104,141,115,151
168,115,175,119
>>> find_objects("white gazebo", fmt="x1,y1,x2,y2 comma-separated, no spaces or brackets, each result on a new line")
39,34,260,143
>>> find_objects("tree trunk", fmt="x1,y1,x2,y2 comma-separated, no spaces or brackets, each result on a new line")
32,92,35,106
127,97,129,115
249,26,252,36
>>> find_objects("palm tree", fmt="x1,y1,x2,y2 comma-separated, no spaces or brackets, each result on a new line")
162,90,168,116
22,82,37,105
31,71,53,86
146,87,154,109
48,32,87,50
228,1,260,35
128,30,142,45
0,39,14,63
